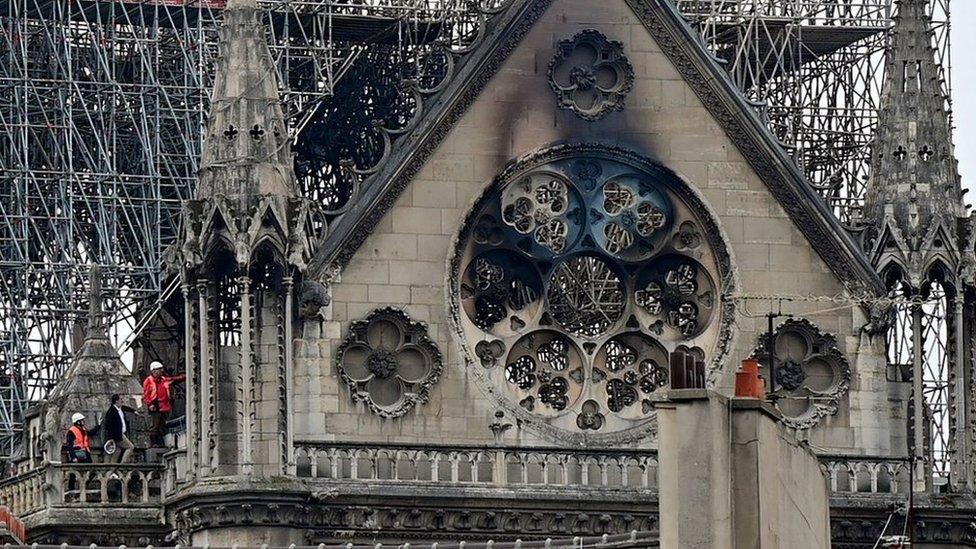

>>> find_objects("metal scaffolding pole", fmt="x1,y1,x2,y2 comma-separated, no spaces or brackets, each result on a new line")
0,0,496,461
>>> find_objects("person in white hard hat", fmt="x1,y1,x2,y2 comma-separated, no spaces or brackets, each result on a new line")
142,361,185,447
66,412,97,463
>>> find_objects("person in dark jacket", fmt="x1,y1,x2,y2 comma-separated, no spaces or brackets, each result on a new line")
103,394,136,463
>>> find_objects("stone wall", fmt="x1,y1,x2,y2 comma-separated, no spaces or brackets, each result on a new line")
292,0,896,454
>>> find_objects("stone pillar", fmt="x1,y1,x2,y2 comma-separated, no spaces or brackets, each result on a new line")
653,389,733,548
183,283,197,481
653,389,830,549
238,276,254,475
952,297,970,489
197,279,212,476
851,318,894,455
282,276,295,475
911,300,928,492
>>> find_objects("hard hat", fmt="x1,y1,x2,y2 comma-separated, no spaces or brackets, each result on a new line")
150,361,164,371
71,413,85,424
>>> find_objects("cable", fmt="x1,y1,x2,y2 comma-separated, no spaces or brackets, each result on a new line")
871,512,895,549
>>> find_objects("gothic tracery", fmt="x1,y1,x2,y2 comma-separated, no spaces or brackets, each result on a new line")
450,144,734,442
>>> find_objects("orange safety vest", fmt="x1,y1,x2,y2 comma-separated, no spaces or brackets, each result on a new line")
68,425,90,451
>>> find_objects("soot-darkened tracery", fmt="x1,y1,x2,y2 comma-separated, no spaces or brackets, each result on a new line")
451,144,733,442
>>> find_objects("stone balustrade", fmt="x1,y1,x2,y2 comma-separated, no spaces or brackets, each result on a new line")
0,469,44,517
294,442,658,493
818,455,912,495
0,463,164,516
60,463,164,505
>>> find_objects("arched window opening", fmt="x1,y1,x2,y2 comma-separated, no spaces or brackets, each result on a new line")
887,273,955,483
920,279,951,482
887,280,913,382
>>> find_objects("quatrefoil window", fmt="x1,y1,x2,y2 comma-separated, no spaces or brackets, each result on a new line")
336,308,443,418
548,30,634,121
450,144,734,443
752,318,851,429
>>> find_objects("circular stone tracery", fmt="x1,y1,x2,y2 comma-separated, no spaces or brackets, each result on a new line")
450,144,734,443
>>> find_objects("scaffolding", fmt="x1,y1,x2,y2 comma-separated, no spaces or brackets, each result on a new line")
675,0,951,223
0,0,501,460
0,0,957,462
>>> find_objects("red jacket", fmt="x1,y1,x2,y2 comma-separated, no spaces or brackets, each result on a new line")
143,374,185,412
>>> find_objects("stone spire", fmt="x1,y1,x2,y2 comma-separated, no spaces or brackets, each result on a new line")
47,265,142,435
73,264,117,360
86,265,108,341
861,0,965,261
197,0,295,199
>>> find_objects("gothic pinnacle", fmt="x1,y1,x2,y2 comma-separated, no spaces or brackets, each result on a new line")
861,0,963,258
196,0,295,200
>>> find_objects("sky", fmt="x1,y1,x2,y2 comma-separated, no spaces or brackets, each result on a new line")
951,4,976,198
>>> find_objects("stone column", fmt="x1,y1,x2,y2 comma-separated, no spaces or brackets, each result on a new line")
197,279,212,477
183,282,197,481
911,299,928,492
952,297,970,489
282,276,295,475
239,276,254,475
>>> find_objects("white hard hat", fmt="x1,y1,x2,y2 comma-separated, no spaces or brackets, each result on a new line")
150,361,164,371
71,413,85,424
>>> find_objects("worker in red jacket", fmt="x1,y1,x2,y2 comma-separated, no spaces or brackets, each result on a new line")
143,361,185,447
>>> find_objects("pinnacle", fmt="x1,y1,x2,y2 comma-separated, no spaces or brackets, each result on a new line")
861,0,962,251
196,0,296,200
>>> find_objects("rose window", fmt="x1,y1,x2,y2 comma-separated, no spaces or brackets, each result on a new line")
450,144,734,443
751,319,851,429
336,308,443,418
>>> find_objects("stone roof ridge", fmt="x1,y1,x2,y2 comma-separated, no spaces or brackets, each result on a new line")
196,0,296,200
862,0,964,252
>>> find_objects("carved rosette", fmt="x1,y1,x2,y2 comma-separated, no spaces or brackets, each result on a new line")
752,318,852,429
335,308,443,418
449,143,736,444
547,30,634,121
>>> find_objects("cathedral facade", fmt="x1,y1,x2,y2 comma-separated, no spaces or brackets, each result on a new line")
3,0,976,547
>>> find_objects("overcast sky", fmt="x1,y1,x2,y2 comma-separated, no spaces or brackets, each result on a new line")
952,5,976,199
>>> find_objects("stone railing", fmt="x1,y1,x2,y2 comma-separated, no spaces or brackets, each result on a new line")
0,463,165,516
818,455,912,496
162,448,189,496
294,442,658,493
60,463,164,505
0,468,45,517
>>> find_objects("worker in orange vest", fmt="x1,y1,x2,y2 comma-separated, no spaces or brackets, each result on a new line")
66,413,97,463
143,361,185,447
